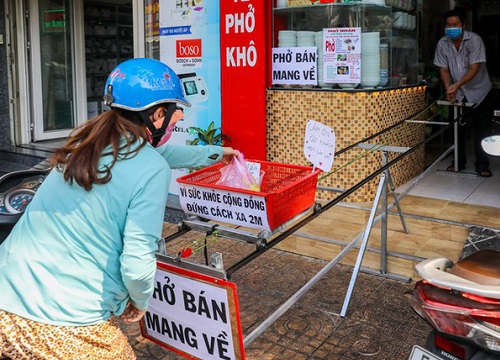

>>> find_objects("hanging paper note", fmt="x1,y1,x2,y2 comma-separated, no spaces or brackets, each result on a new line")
304,120,336,172
246,161,261,183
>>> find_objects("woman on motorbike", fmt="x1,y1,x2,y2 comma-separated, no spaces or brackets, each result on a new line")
0,58,235,359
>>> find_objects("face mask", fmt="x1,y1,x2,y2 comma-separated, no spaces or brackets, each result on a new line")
445,27,462,40
155,124,175,147
148,108,184,148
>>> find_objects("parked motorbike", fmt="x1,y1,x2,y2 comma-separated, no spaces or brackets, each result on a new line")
482,104,500,156
407,127,500,360
0,169,49,244
407,251,500,360
481,135,500,157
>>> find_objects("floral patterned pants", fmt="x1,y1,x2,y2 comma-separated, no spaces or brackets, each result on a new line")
0,310,135,360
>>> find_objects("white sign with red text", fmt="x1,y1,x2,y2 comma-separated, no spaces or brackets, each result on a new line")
323,27,361,84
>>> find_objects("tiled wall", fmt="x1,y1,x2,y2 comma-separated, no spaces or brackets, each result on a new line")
266,87,427,202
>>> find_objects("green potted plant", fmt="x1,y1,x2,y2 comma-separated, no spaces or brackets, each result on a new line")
188,121,229,146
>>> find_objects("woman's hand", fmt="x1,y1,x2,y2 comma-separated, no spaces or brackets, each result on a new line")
120,301,147,323
222,147,238,164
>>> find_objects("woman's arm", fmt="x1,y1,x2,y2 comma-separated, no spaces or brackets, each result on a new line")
120,164,169,312
155,144,235,169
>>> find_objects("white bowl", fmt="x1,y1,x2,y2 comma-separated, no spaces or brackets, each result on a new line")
361,78,380,87
338,83,359,89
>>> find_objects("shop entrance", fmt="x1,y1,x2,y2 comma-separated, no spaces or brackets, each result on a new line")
28,0,83,141
83,0,134,117
14,0,134,144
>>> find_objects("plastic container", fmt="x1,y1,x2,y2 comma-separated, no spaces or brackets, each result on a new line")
177,161,321,231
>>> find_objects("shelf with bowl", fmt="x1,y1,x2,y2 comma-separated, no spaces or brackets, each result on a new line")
273,0,419,89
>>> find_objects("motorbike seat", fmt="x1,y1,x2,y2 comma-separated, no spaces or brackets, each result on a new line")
449,250,500,286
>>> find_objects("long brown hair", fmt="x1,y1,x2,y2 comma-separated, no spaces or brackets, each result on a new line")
50,109,148,191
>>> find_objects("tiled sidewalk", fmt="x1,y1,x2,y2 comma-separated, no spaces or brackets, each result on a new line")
120,239,431,360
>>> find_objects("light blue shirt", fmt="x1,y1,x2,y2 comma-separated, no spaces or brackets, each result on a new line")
0,142,223,326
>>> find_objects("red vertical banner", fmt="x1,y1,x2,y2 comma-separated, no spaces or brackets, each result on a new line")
220,0,270,160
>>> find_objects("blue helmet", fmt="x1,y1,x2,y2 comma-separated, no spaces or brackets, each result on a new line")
103,58,191,111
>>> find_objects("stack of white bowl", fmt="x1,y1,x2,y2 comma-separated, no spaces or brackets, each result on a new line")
386,0,413,10
379,43,389,86
338,83,359,89
296,31,316,47
361,32,380,88
409,15,416,30
315,31,328,88
278,30,296,48
393,12,404,29
393,12,416,30
276,0,288,7
315,31,323,50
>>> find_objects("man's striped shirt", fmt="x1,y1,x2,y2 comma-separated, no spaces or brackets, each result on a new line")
434,30,491,104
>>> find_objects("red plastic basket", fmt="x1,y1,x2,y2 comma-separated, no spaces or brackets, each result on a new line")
177,160,321,230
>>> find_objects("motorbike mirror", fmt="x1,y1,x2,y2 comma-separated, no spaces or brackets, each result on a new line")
481,135,500,156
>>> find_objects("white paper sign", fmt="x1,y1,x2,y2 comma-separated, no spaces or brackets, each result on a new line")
246,161,261,183
323,28,361,84
304,120,336,172
142,264,243,359
179,184,270,230
272,47,317,85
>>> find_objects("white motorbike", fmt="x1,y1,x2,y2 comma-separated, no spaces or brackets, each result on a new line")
407,134,500,360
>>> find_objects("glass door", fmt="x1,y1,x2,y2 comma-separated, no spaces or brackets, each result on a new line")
29,0,79,141
84,0,134,117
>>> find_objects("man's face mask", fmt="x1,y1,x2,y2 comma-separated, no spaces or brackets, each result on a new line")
445,27,462,40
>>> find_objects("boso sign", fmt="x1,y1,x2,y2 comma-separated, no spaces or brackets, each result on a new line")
176,39,202,58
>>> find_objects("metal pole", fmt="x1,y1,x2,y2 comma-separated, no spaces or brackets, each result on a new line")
340,173,386,317
454,106,459,172
243,232,361,347
386,170,408,234
380,151,388,274
437,100,474,173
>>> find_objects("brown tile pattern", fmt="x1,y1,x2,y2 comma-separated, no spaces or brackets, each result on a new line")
266,87,426,202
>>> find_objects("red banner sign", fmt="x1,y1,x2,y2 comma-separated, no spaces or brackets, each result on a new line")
220,0,271,160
